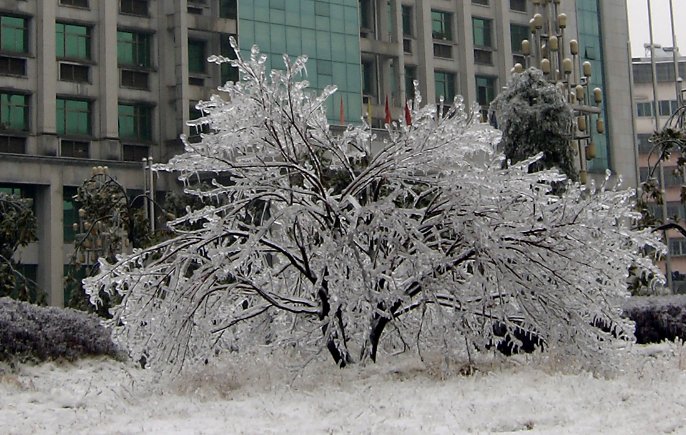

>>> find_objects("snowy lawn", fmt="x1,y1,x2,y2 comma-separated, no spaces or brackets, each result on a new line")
2,342,686,434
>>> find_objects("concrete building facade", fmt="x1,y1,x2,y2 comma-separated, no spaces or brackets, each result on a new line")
0,0,237,305
632,49,686,289
0,0,636,306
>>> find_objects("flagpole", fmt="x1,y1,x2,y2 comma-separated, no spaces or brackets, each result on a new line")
669,0,682,105
648,0,674,290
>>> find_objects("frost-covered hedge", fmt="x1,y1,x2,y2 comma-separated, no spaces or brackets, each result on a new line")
623,296,686,344
0,297,119,362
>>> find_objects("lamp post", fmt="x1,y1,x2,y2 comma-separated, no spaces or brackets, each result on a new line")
142,156,155,233
72,166,130,267
514,0,604,185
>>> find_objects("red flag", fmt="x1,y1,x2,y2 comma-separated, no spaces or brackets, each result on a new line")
404,101,412,126
384,95,391,125
339,96,345,124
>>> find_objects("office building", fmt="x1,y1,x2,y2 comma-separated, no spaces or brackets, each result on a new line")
632,48,686,290
0,0,635,305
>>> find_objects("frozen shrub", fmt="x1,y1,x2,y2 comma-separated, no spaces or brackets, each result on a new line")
623,296,686,344
0,297,119,362
85,41,664,372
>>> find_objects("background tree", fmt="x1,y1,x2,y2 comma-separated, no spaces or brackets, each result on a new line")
66,168,151,315
85,42,664,372
67,168,211,314
489,68,577,181
0,192,43,303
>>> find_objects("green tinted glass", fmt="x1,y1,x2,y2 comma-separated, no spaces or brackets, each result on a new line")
1,16,27,53
118,31,150,67
57,98,90,136
118,104,151,141
117,31,134,65
510,24,529,52
473,18,491,47
0,94,27,130
56,23,90,60
434,71,454,101
238,0,362,123
431,11,451,40
188,39,206,73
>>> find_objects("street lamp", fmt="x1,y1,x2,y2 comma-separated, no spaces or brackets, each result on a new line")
514,0,604,184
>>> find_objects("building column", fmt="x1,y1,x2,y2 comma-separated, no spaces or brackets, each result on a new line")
35,0,57,156
97,0,121,160
36,176,64,307
415,0,433,104
458,1,476,106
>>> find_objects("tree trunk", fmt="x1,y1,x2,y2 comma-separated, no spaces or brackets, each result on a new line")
318,282,352,367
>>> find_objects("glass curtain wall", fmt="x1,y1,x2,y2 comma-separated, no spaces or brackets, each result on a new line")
238,0,362,123
576,0,609,172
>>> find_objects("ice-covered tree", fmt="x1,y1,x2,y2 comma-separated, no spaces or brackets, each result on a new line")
489,68,577,181
85,41,664,371
0,192,42,303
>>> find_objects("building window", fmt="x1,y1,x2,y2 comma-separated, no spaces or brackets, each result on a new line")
220,0,237,19
123,144,149,162
56,98,91,136
188,39,206,74
56,23,91,61
0,15,28,54
0,135,26,153
473,17,492,48
60,139,89,158
658,99,679,117
0,56,26,75
317,59,332,76
187,0,207,14
314,1,330,17
646,201,686,222
405,66,416,101
510,0,527,12
476,75,496,120
362,59,376,101
433,43,452,58
63,186,78,242
434,71,455,102
636,102,653,117
121,69,149,89
510,23,529,65
118,103,152,142
270,0,285,10
473,17,493,64
403,38,412,53
510,24,529,53
402,6,412,37
670,238,686,257
637,133,653,154
473,0,489,5
431,11,452,41
59,62,90,83
120,0,148,16
118,31,151,68
0,93,28,131
60,0,89,7
359,0,373,30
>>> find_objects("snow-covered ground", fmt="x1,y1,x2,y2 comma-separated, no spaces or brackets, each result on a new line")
2,342,686,434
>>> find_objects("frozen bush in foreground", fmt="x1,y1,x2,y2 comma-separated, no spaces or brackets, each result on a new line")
85,40,664,372
0,297,119,362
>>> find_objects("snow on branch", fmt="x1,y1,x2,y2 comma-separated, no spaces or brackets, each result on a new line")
85,40,664,372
